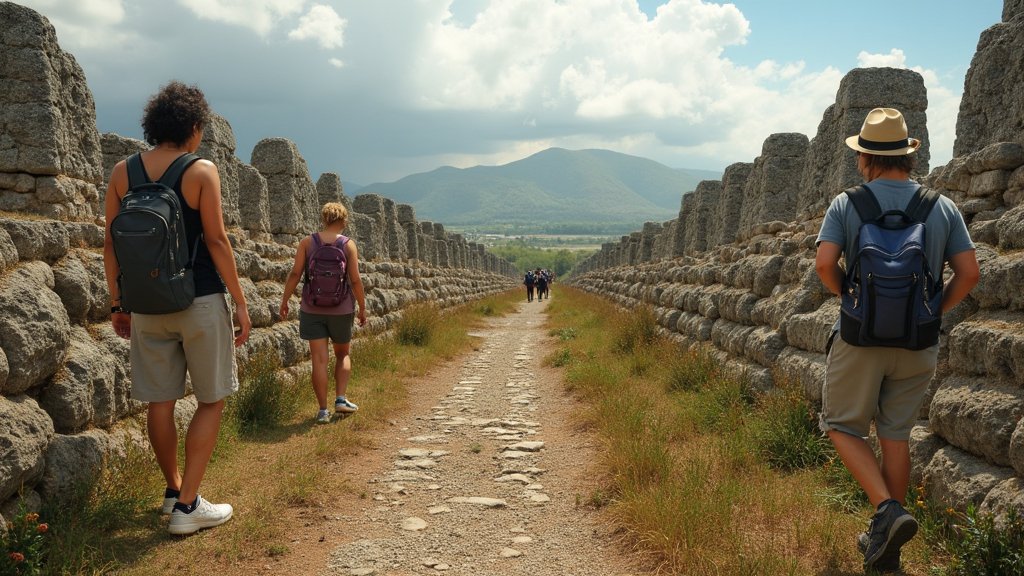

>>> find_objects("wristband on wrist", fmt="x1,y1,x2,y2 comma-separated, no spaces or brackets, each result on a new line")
111,305,125,314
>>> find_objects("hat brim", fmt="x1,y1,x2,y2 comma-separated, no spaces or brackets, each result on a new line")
845,135,920,156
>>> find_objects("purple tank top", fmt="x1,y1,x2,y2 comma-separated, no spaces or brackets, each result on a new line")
300,233,355,315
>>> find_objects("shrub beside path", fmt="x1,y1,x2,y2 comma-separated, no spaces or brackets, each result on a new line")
264,298,641,576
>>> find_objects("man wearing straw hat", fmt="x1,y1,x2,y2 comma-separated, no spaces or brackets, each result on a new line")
815,108,979,572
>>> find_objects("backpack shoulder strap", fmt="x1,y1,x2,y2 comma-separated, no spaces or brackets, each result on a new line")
310,233,324,249
157,153,201,189
904,185,940,223
126,153,148,190
844,184,882,222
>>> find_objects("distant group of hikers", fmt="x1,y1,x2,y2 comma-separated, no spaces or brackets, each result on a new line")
101,79,983,576
522,268,554,302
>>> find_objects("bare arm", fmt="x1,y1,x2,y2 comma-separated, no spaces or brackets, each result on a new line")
102,160,132,338
279,238,309,319
941,249,980,313
190,159,251,346
815,241,844,297
345,240,367,327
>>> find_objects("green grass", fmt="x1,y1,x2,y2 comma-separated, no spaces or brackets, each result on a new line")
542,287,908,574
226,349,305,436
395,303,440,346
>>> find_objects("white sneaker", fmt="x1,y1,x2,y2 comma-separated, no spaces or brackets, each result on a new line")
168,495,233,535
335,397,358,413
162,496,176,515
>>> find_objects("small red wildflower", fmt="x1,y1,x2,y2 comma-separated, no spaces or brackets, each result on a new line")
8,552,25,563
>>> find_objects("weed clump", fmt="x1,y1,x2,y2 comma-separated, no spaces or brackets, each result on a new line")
396,304,439,346
229,349,304,435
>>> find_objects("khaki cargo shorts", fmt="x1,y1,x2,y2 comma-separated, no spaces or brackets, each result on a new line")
819,334,938,441
129,293,239,404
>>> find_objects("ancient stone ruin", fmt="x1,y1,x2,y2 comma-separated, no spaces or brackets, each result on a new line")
571,3,1024,519
0,2,516,525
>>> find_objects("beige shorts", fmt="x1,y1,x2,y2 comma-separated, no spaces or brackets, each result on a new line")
819,334,938,440
130,293,239,403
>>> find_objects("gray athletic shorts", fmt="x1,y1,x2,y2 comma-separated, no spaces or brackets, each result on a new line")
299,311,354,343
819,334,938,440
130,293,239,404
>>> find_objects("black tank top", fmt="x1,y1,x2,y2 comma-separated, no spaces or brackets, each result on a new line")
143,157,225,297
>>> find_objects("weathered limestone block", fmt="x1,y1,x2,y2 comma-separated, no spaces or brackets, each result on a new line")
676,311,713,342
0,217,69,263
965,142,1024,174
37,327,121,433
776,347,827,402
909,426,949,489
0,226,17,273
744,326,786,368
0,262,70,394
710,319,754,358
981,477,1024,527
968,169,1011,199
315,172,347,210
798,68,928,220
738,134,807,239
1009,417,1024,477
947,312,1024,386
923,445,1015,510
237,163,270,233
929,376,1024,467
714,162,753,247
51,248,108,324
0,395,54,503
972,251,1024,311
682,181,722,254
349,212,379,261
0,3,103,217
196,113,240,227
954,12,1024,156
783,300,839,354
716,288,758,325
99,133,147,203
996,203,1024,249
751,287,821,333
39,429,115,501
250,138,318,235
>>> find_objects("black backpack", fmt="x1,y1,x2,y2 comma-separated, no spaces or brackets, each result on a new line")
110,152,202,314
840,184,943,350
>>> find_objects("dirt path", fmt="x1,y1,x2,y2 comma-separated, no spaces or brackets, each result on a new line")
249,297,642,576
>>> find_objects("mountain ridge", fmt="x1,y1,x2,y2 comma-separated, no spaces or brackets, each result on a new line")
357,148,721,226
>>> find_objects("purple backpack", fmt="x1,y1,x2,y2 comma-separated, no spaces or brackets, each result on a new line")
302,234,349,307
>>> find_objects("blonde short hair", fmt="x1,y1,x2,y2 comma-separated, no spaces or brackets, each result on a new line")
321,202,348,228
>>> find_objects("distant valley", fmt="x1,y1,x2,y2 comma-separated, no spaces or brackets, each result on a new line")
351,148,722,232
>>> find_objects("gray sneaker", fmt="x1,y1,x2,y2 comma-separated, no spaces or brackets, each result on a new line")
858,531,901,572
863,500,917,571
168,495,233,535
315,409,331,424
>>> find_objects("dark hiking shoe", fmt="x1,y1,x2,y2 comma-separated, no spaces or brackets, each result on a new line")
858,531,901,572
863,500,916,572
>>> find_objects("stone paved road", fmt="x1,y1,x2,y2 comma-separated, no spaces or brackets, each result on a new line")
324,297,639,576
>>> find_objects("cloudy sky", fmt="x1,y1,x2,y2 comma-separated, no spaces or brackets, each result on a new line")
18,0,1002,185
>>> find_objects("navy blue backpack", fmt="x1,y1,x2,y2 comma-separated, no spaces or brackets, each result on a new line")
840,184,943,350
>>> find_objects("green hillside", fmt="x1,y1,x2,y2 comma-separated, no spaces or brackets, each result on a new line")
358,148,720,226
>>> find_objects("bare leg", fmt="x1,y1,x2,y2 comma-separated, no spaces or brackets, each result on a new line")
333,342,352,398
879,438,912,505
147,400,181,491
309,338,330,410
177,399,225,505
828,429,892,508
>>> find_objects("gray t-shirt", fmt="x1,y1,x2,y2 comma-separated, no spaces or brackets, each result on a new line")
816,178,975,282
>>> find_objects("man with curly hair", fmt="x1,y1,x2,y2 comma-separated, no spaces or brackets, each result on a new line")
103,81,252,535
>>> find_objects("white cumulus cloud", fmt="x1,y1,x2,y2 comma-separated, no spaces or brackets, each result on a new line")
177,0,305,36
16,0,135,49
289,4,347,49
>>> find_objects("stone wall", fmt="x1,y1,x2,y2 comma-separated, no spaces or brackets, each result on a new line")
570,5,1024,520
0,3,517,526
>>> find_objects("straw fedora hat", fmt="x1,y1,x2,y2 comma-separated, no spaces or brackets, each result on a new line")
845,107,920,156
